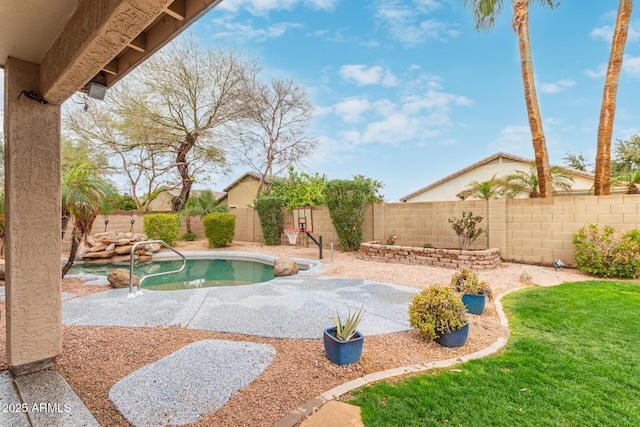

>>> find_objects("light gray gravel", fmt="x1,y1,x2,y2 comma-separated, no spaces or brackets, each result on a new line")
108,340,275,426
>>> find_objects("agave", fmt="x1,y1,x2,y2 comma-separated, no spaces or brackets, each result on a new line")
333,305,365,341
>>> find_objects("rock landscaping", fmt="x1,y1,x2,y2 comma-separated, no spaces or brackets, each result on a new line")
77,232,161,263
357,242,501,270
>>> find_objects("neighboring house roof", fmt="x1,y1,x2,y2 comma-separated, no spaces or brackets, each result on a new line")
400,152,595,202
222,171,264,192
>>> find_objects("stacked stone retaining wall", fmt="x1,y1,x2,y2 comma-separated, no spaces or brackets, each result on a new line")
357,242,501,270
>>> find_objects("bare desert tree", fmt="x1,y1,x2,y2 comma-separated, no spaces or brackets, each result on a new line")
131,37,258,210
233,77,316,190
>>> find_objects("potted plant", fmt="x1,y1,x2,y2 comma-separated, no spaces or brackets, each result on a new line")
408,285,469,348
323,305,365,365
450,268,493,315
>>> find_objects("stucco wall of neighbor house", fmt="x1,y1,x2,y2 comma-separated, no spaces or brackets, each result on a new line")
66,195,640,267
404,157,596,202
5,58,62,369
227,177,261,209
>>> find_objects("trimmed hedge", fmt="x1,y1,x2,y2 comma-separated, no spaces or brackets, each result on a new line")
203,212,236,248
254,195,284,245
143,213,180,246
323,179,372,252
573,224,640,278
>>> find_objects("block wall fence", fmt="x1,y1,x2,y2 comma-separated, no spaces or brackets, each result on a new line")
62,195,640,267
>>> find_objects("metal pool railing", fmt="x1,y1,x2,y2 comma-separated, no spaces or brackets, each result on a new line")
128,240,186,299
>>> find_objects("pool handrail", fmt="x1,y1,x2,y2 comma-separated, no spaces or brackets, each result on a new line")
128,240,186,299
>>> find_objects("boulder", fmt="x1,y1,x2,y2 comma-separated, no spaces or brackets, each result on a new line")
115,245,134,255
105,243,116,252
274,257,299,277
520,267,562,287
84,250,116,259
107,268,140,289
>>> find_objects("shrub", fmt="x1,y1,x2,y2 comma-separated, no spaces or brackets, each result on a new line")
409,285,468,340
254,195,284,246
143,213,180,246
448,211,485,250
450,268,493,300
181,231,198,241
573,224,640,278
323,179,372,252
203,212,236,248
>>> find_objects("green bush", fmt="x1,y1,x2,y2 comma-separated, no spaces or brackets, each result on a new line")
181,231,198,241
254,195,284,245
573,224,640,278
143,213,180,246
203,212,236,248
408,285,468,340
323,179,372,252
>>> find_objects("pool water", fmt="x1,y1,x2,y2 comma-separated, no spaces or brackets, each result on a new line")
68,258,275,290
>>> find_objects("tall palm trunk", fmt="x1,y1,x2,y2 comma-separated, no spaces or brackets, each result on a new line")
594,0,633,195
513,0,553,198
62,216,96,277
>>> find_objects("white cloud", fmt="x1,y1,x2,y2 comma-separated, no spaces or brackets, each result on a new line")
374,0,458,46
339,65,399,87
211,19,303,41
623,54,640,78
591,23,640,43
539,79,576,94
332,89,471,146
334,98,373,123
217,0,339,15
585,64,607,79
488,125,532,154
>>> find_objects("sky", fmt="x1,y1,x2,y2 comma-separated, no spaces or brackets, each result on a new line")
2,1,640,201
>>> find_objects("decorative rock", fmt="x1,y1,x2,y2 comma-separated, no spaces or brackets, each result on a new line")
105,243,116,252
274,257,299,277
107,269,140,289
115,245,133,255
88,244,107,253
84,250,116,259
520,268,562,287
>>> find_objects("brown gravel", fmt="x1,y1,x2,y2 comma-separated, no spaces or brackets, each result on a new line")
0,241,594,426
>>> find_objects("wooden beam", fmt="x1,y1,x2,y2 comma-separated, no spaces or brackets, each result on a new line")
102,59,118,76
39,0,176,105
166,0,186,21
107,0,223,88
128,33,147,53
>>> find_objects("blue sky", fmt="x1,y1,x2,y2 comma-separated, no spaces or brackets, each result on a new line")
2,1,639,201
190,0,640,201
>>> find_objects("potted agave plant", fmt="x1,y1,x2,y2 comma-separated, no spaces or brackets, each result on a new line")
451,268,493,315
323,305,365,365
409,285,469,348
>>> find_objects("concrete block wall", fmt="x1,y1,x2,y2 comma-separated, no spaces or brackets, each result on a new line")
62,195,640,267
358,244,501,269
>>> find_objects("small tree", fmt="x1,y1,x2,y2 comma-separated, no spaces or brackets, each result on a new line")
254,194,284,245
448,211,485,250
180,190,227,239
323,179,372,252
270,166,327,209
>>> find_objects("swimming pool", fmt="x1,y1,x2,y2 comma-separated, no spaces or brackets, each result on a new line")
68,258,277,290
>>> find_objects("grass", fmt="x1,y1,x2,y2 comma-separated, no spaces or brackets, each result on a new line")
351,281,640,426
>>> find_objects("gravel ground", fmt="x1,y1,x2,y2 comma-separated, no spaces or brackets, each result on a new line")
0,240,594,426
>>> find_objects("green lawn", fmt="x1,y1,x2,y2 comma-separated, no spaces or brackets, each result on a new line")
351,281,640,426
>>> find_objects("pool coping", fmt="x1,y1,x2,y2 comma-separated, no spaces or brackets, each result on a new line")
64,251,324,285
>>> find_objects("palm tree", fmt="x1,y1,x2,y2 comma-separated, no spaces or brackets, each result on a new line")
457,175,506,200
465,0,556,197
611,168,640,194
61,162,116,277
594,0,634,195
503,162,574,198
180,190,227,235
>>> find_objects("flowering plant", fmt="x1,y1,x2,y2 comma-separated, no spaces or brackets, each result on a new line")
385,235,397,246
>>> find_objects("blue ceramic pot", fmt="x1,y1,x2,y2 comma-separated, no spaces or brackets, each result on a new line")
462,293,487,315
323,327,364,365
434,322,469,348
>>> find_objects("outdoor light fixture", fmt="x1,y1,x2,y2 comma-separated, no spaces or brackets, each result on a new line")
104,219,109,232
17,90,48,104
86,82,107,100
130,219,135,233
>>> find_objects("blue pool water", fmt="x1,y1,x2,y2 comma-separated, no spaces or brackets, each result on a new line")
68,258,276,290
